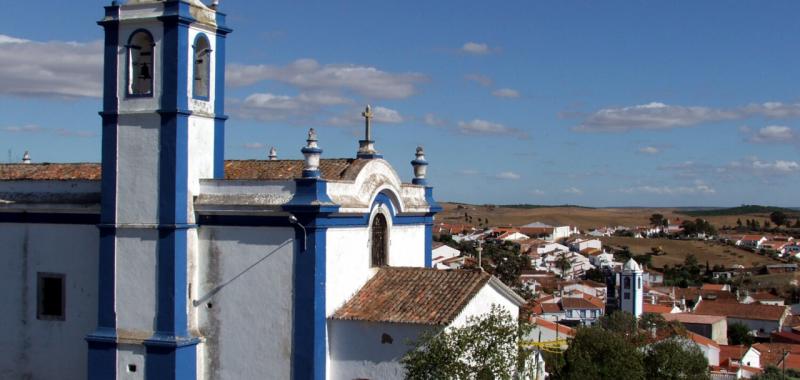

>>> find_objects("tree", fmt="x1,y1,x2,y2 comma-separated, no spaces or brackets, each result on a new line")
737,218,743,227
402,305,531,380
555,251,572,277
650,213,666,229
560,326,645,380
794,219,800,228
751,365,800,380
770,211,788,227
644,338,710,380
728,322,755,346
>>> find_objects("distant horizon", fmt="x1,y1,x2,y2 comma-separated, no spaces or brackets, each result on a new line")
442,201,800,210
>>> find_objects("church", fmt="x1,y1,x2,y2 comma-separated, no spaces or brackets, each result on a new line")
0,1,524,379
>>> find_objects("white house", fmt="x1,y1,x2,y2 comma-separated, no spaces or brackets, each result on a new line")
568,238,602,252
0,2,524,379
432,243,461,269
736,235,768,250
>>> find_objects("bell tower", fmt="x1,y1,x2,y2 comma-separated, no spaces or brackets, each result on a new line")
88,1,231,379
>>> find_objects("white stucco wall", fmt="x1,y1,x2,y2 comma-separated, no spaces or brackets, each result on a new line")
328,320,432,380
187,26,217,115
187,115,215,198
116,115,161,224
115,228,158,333
326,227,371,316
196,226,295,380
0,223,98,380
451,282,520,328
388,224,426,267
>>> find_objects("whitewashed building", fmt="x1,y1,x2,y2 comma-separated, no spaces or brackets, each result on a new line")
0,1,524,379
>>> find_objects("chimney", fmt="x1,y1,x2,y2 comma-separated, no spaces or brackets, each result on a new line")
22,151,31,164
268,147,277,161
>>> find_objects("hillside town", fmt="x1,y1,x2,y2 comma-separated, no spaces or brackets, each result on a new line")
432,211,800,379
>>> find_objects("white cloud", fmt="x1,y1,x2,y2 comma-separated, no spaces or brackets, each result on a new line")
464,73,493,86
372,106,404,123
748,125,796,143
456,119,528,138
0,34,102,98
530,189,546,196
563,187,583,195
495,171,521,180
637,146,660,154
492,88,520,98
458,169,480,176
423,113,447,127
574,101,800,133
461,42,490,55
619,181,716,195
55,128,97,138
2,124,44,133
226,59,426,99
720,156,800,177
233,90,353,122
574,102,738,132
242,142,266,150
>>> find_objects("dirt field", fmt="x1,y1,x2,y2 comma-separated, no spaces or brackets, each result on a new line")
598,236,779,269
438,203,789,231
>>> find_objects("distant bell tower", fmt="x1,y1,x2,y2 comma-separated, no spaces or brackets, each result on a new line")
88,1,230,379
620,258,644,318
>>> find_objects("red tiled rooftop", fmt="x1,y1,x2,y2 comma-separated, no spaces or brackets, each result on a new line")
561,296,603,310
533,317,575,337
0,159,371,181
540,303,563,314
719,345,747,362
753,343,800,367
694,302,788,322
643,303,674,314
663,313,726,325
331,267,498,325
688,331,720,349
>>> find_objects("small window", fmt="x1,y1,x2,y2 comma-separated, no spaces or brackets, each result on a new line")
638,278,642,289
193,34,211,99
127,30,154,96
623,277,631,289
370,214,388,267
37,273,65,320
624,292,630,300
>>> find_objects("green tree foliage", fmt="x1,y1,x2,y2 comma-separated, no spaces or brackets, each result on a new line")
663,254,704,287
643,338,710,380
680,218,717,237
650,213,666,228
770,211,789,227
727,322,755,346
555,251,572,277
583,268,606,283
402,305,531,380
560,326,645,380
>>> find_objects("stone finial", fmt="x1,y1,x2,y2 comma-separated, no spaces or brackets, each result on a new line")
22,151,31,164
210,0,220,10
411,146,428,185
357,104,381,159
301,128,322,178
268,146,277,161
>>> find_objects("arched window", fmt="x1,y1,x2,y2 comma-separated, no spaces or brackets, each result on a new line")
127,30,154,96
623,277,631,289
370,214,388,267
638,278,642,289
193,34,211,99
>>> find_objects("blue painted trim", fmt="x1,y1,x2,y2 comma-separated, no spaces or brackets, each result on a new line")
412,178,428,186
0,212,100,224
124,29,156,99
425,223,433,268
191,33,211,101
92,10,119,379
302,169,321,178
424,186,443,213
212,29,227,179
154,228,189,335
291,223,327,380
144,339,198,380
356,153,383,159
283,178,339,214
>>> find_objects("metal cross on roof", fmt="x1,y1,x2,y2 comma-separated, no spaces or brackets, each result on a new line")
361,105,373,142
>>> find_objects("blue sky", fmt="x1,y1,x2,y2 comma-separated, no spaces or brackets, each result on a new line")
2,1,799,207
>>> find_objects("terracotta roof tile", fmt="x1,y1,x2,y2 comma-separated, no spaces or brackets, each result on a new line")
561,297,603,310
533,317,575,337
694,302,788,322
753,343,800,367
331,267,493,325
688,331,720,349
0,159,371,182
719,345,747,362
663,313,726,324
0,163,101,180
643,303,674,314
539,303,563,313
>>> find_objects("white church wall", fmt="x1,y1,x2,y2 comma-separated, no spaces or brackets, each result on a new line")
196,226,295,380
116,343,146,380
326,227,371,316
187,115,215,199
115,228,158,332
115,114,161,224
0,223,98,380
451,282,520,328
328,320,433,380
388,224,426,267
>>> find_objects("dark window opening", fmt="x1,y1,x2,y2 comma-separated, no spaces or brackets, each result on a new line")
37,273,65,320
193,34,212,99
381,333,393,344
371,214,388,267
623,277,631,289
127,30,154,96
128,364,137,373
624,292,630,300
